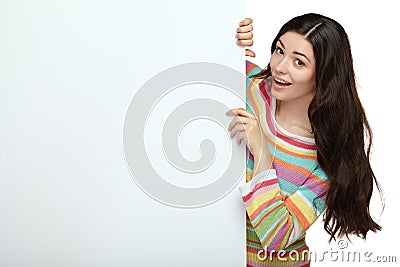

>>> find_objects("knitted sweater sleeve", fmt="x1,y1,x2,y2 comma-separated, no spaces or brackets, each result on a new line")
239,166,329,251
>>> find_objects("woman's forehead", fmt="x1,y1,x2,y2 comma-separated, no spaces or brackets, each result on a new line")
278,31,315,62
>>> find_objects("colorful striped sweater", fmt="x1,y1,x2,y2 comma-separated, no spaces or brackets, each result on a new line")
239,61,330,266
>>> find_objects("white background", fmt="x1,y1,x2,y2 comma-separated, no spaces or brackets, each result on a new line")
246,0,399,265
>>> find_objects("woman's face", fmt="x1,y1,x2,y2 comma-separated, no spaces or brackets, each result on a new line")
269,31,317,102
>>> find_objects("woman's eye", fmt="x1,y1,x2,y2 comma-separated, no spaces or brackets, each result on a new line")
275,47,283,54
295,59,304,66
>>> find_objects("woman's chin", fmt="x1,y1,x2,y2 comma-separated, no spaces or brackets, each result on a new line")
271,87,286,101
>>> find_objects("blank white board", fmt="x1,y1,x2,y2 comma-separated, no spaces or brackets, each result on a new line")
0,1,247,266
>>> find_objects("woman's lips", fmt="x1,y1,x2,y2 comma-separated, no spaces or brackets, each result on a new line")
272,77,292,89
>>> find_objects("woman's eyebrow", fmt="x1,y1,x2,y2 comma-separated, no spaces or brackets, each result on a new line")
293,51,311,63
278,39,311,64
277,39,285,49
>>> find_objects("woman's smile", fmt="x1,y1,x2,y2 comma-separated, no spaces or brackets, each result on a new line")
272,76,292,89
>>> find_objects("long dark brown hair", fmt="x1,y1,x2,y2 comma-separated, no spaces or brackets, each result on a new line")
252,13,383,241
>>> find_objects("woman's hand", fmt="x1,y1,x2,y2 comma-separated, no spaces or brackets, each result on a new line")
226,108,272,175
236,18,256,57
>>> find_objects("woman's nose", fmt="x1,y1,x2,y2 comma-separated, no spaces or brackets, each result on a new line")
274,57,288,74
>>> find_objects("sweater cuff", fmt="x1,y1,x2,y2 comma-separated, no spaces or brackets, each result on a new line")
238,169,277,197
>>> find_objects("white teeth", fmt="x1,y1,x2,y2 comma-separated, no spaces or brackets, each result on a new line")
274,77,290,84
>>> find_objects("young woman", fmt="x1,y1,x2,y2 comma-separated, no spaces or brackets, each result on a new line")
226,13,382,266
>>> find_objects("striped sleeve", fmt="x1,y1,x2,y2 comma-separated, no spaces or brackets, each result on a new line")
246,60,262,77
238,165,329,251
245,60,262,182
